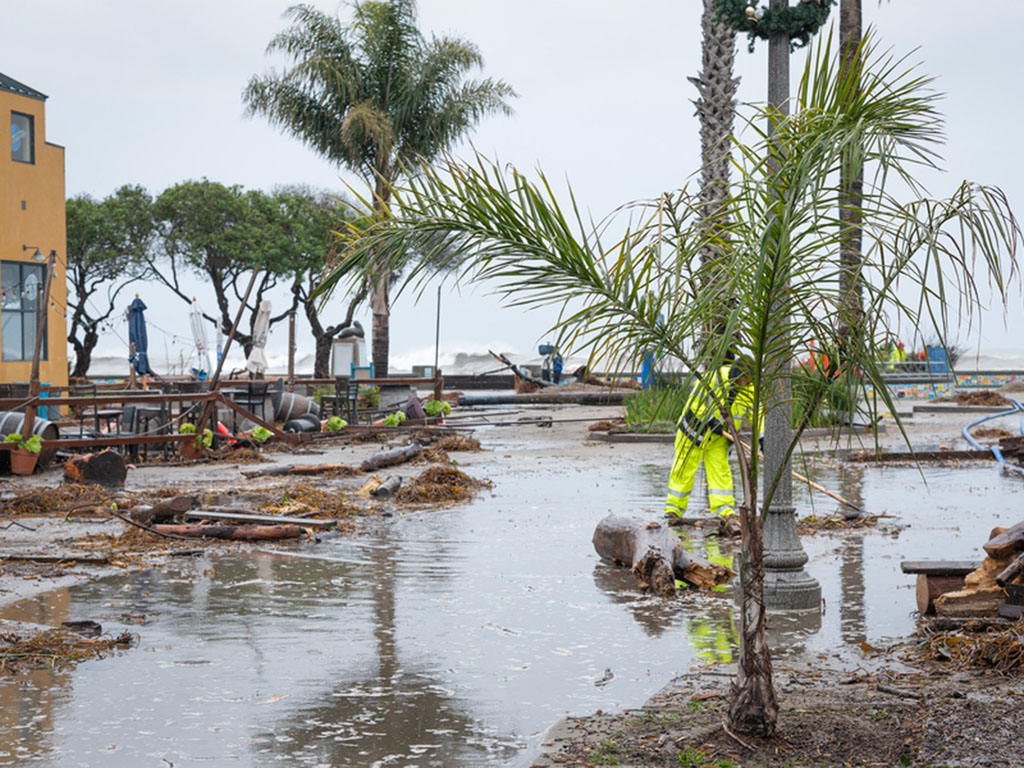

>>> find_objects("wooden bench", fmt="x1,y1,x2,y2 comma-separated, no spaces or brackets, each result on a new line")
901,560,980,614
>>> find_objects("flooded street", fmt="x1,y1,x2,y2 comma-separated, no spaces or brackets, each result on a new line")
3,423,1023,767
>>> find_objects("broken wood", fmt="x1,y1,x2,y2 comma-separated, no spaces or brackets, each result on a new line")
152,524,306,541
241,463,358,479
489,350,552,388
359,443,422,473
370,475,402,498
183,510,336,528
934,585,1006,617
63,449,128,488
130,495,195,525
984,521,1024,559
916,574,968,615
996,551,1024,587
592,513,733,596
901,560,980,576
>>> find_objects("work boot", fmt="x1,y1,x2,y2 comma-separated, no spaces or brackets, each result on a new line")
717,515,742,539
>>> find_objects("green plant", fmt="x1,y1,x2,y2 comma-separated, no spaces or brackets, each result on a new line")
357,385,380,410
677,745,709,767
198,428,213,449
251,426,272,444
178,423,196,434
623,384,690,432
381,411,408,427
325,415,347,432
424,399,451,417
4,433,42,454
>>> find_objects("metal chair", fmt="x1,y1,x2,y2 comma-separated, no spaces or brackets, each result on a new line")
230,380,269,431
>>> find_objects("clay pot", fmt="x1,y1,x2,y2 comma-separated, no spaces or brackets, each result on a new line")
10,447,39,475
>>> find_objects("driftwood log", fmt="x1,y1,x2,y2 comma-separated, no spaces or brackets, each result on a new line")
996,551,1024,587
152,524,305,541
370,475,403,498
984,522,1024,560
130,495,195,525
360,443,422,472
592,514,733,596
489,349,552,389
63,450,127,488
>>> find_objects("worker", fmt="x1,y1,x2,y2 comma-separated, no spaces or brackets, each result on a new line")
885,340,907,371
664,360,762,521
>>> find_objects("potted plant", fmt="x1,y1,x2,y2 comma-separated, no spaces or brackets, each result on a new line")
178,423,212,460
4,433,42,475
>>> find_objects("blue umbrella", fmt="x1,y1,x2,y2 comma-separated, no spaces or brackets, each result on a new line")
128,297,153,375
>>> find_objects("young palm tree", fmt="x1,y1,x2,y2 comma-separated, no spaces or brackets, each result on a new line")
243,1,515,376
323,35,1020,734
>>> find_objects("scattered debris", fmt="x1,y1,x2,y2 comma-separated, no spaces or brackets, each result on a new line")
370,475,402,498
241,463,361,479
912,617,1024,675
0,627,136,673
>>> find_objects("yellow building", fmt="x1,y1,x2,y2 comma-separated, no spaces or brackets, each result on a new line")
0,72,68,395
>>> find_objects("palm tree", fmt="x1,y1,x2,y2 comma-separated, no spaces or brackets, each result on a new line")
324,34,1020,735
691,0,739,278
243,1,515,376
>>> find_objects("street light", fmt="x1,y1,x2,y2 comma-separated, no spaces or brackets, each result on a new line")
22,245,46,262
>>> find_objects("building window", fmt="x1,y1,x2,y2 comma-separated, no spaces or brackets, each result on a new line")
11,112,34,164
1,261,47,361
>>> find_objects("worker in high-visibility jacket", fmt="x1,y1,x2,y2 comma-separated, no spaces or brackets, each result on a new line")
664,362,761,519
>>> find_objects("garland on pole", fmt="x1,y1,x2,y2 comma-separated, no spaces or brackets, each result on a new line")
713,0,833,52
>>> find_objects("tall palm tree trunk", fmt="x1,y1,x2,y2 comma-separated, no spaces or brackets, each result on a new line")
838,0,864,335
371,177,393,378
691,0,738,282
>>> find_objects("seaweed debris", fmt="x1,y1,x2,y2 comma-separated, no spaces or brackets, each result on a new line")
4,484,115,516
911,619,1024,676
395,467,490,505
1,628,137,673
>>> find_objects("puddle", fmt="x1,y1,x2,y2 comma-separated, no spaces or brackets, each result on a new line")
2,439,1022,766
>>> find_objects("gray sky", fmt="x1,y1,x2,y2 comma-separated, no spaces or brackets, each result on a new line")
5,1,1023,372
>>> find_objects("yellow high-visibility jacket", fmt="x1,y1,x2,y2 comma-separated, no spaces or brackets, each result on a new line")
677,364,762,444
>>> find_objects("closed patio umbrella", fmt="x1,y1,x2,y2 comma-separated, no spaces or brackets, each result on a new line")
189,298,212,379
128,296,153,375
246,299,271,375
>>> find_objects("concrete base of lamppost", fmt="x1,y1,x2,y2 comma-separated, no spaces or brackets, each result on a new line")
762,503,821,610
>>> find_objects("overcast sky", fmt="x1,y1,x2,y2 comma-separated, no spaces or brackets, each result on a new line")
4,1,1023,372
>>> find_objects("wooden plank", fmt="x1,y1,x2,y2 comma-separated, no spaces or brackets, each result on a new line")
901,560,981,576
183,510,336,528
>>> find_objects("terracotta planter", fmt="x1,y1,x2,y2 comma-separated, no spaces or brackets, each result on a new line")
179,439,203,461
10,447,39,475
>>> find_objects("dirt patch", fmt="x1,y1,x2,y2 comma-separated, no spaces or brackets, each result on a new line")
973,427,1013,440
534,666,1024,767
941,390,1012,407
395,466,491,505
3,484,115,516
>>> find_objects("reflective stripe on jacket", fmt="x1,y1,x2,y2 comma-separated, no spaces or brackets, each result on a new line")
677,365,760,443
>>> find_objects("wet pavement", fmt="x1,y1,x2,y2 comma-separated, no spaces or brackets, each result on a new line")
2,413,1023,766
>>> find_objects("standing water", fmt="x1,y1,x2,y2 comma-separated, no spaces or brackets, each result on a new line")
2,427,1022,766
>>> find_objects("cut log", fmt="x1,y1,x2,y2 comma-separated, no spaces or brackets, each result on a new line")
916,574,968,615
592,513,733,596
63,450,127,488
934,585,1006,617
183,510,336,528
241,463,358,479
360,443,422,472
996,551,1024,587
370,475,403,498
964,556,1013,589
131,495,195,525
983,521,1024,559
152,524,305,541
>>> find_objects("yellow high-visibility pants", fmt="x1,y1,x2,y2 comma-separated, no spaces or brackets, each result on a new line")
664,431,736,518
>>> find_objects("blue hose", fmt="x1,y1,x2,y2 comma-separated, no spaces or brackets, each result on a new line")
961,397,1024,475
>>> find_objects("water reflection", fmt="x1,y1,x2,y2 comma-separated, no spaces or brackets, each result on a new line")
3,460,1022,767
